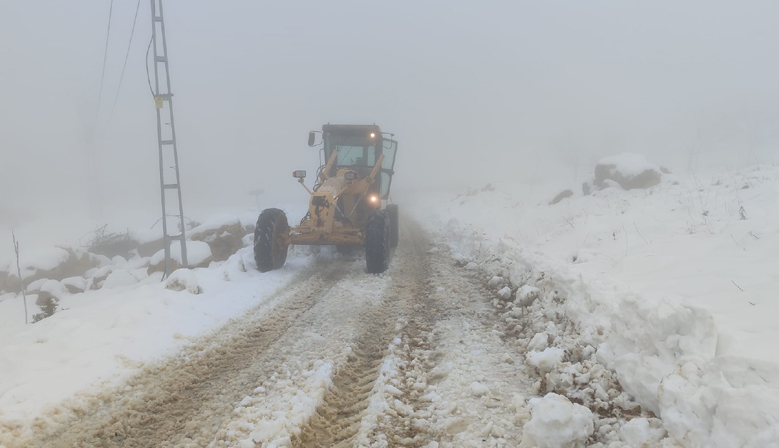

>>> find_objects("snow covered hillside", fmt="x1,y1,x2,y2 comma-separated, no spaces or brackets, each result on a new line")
405,161,779,447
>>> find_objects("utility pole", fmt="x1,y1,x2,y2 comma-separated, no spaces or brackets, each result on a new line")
150,0,188,277
249,189,265,213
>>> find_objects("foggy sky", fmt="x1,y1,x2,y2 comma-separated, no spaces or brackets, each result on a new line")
2,0,779,223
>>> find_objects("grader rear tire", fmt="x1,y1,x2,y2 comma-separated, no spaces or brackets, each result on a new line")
365,209,390,273
254,208,289,272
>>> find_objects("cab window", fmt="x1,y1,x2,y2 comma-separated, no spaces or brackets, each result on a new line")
325,133,377,167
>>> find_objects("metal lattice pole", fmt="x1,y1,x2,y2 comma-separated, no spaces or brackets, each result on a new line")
150,0,188,277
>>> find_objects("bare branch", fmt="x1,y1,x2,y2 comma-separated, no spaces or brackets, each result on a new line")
633,222,649,244
12,231,28,325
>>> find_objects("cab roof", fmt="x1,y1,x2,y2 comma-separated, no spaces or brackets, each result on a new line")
322,124,382,135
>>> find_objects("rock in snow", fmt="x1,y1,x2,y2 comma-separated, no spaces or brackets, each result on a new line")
464,261,479,270
102,269,139,289
39,279,69,300
594,153,662,190
165,269,203,294
1,247,101,293
189,214,246,262
520,393,594,448
487,276,504,287
516,285,540,307
549,189,573,205
148,241,212,274
61,276,88,294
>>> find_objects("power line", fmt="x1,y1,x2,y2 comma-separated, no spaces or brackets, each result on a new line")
107,0,142,125
95,0,116,123
145,33,155,97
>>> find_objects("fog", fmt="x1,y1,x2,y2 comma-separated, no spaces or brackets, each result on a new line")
2,0,778,225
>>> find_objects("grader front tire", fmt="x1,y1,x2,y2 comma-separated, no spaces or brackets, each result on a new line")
365,209,390,273
254,208,290,272
387,204,399,248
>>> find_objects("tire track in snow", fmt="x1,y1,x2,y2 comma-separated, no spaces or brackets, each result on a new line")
294,217,438,448
365,225,532,447
360,217,445,447
25,260,352,448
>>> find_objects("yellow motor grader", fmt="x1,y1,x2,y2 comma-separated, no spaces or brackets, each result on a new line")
254,124,398,273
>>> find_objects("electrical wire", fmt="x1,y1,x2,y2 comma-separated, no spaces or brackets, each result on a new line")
145,33,155,97
106,0,142,125
95,0,115,122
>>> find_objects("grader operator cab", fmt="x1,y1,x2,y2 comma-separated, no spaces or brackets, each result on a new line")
254,124,399,273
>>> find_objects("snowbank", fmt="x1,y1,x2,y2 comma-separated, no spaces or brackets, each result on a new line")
406,163,779,447
658,356,779,447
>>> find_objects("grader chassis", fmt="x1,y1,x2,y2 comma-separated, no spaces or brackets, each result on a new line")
254,124,399,273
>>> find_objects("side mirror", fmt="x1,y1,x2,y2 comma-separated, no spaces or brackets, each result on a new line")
308,131,316,147
293,170,306,179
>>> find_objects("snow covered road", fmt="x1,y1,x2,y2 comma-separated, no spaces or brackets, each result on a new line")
4,216,667,448
6,220,427,447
